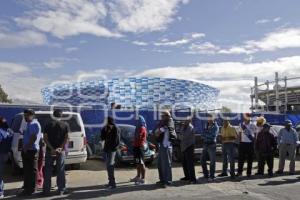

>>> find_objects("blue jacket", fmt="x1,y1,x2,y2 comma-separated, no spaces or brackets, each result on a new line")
201,122,219,144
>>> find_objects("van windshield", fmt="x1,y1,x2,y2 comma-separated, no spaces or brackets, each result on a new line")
36,114,82,132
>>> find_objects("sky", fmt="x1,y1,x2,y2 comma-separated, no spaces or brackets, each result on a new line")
1,0,300,111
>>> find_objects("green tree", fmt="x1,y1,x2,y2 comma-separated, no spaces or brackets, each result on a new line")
0,84,12,103
221,106,232,113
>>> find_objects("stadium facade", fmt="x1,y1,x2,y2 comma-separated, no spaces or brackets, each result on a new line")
41,77,219,109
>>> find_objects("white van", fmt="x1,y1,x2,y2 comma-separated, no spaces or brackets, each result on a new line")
9,111,87,172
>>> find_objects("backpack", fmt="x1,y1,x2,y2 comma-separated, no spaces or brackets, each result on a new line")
0,129,13,154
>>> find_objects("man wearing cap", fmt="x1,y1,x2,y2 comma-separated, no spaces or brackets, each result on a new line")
155,111,177,188
18,109,42,196
255,123,277,177
276,120,299,175
218,118,237,179
237,113,256,177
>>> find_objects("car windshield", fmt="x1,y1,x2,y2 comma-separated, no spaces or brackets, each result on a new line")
36,114,82,132
119,125,136,139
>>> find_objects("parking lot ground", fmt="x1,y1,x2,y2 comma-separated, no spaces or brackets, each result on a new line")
3,157,300,200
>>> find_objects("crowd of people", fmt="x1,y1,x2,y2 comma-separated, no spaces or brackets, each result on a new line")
0,110,299,198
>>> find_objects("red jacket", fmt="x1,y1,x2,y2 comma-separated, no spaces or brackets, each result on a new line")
134,127,147,147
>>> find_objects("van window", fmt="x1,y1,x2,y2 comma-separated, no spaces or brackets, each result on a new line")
36,114,82,132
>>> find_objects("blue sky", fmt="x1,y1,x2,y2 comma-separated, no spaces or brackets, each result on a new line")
1,0,300,111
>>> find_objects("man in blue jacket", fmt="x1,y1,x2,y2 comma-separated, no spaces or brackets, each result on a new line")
200,114,219,181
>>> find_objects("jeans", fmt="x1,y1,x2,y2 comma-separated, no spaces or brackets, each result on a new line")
182,145,196,182
257,153,274,175
0,154,8,196
43,151,66,194
278,144,296,173
238,142,254,175
222,143,236,176
157,146,173,184
201,144,216,178
22,150,38,194
105,151,116,187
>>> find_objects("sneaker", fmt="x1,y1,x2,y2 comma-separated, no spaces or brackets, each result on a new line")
268,172,274,177
58,189,69,196
218,173,228,177
107,185,116,190
130,177,139,182
135,178,145,185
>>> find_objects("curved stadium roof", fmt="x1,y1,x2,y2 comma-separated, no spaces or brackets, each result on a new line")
41,77,219,109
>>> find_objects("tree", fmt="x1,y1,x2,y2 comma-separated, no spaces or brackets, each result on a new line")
0,84,12,103
221,106,232,113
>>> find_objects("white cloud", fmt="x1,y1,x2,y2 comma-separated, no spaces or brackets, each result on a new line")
187,27,300,55
0,30,48,48
245,28,300,51
154,38,190,46
256,17,281,24
185,42,220,55
65,47,79,53
15,0,122,39
0,62,30,74
43,57,78,69
109,0,189,33
132,41,148,46
154,32,205,46
0,62,48,102
135,56,300,111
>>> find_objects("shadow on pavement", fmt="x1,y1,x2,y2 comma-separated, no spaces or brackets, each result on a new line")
258,176,300,186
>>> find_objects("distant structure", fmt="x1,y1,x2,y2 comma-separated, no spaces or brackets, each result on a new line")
251,72,300,114
42,77,219,110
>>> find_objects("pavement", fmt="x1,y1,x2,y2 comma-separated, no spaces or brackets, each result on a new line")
2,157,300,200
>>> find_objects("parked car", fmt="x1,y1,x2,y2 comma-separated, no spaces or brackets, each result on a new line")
93,124,157,166
9,111,87,173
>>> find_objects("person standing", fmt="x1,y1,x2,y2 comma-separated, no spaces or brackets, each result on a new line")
218,118,237,179
276,120,299,175
255,123,277,177
43,109,69,196
237,113,256,177
101,116,120,189
18,109,42,197
179,117,197,184
0,117,12,199
200,114,219,181
130,115,148,185
155,111,177,188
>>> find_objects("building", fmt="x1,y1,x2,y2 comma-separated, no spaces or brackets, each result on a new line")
251,73,300,114
41,77,219,110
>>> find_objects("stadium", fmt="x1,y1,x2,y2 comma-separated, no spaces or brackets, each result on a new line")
41,77,219,110
251,73,300,114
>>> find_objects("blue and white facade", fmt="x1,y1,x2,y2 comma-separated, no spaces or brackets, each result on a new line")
41,77,219,109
